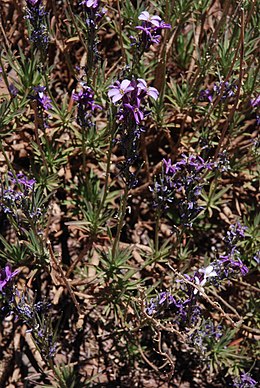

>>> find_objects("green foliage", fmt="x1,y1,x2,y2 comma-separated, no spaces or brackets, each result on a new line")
208,329,245,375
200,182,231,218
0,236,28,265
4,48,42,94
0,0,259,386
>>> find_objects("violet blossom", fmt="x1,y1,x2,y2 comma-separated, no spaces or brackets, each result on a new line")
251,95,260,108
132,11,171,53
233,373,257,388
188,318,222,354
12,292,57,360
138,11,162,27
33,86,52,111
137,78,159,100
0,171,42,224
25,0,49,55
8,172,36,190
108,80,135,103
0,264,19,292
107,77,158,187
108,78,158,121
150,155,213,225
81,0,99,8
199,80,238,104
198,89,213,103
73,83,101,128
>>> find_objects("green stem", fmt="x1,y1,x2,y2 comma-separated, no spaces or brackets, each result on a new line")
97,135,113,216
82,126,87,177
97,106,117,220
111,185,128,261
154,211,161,255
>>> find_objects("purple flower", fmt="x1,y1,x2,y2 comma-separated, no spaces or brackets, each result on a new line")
9,83,18,97
108,77,158,187
138,11,162,27
219,255,248,276
124,100,144,124
73,85,101,111
213,81,238,100
134,11,171,52
0,172,41,222
253,251,260,265
159,21,172,29
146,291,175,315
108,79,135,103
81,0,99,7
251,95,260,108
225,222,247,252
33,86,52,110
0,264,19,292
152,155,212,224
8,172,36,190
25,0,48,53
137,78,159,100
198,89,213,103
233,372,257,388
26,0,41,5
73,84,101,128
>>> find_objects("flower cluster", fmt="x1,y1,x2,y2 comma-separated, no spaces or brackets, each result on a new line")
81,0,99,8
108,78,159,124
33,86,52,111
233,373,257,388
80,0,105,77
13,292,57,359
0,264,19,293
192,265,218,295
213,81,238,99
188,255,248,297
224,222,247,253
150,155,212,226
250,95,260,108
131,11,171,52
183,264,219,298
199,81,238,103
146,290,201,328
218,222,248,277
108,78,159,187
25,0,49,55
183,230,248,296
0,172,42,226
188,318,222,355
146,291,175,315
73,83,101,128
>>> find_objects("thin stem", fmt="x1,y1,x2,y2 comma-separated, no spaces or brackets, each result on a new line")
97,108,117,216
116,0,126,65
66,0,89,54
97,135,113,216
47,241,82,315
82,126,87,176
31,100,49,174
111,185,128,261
154,211,161,255
213,7,245,161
